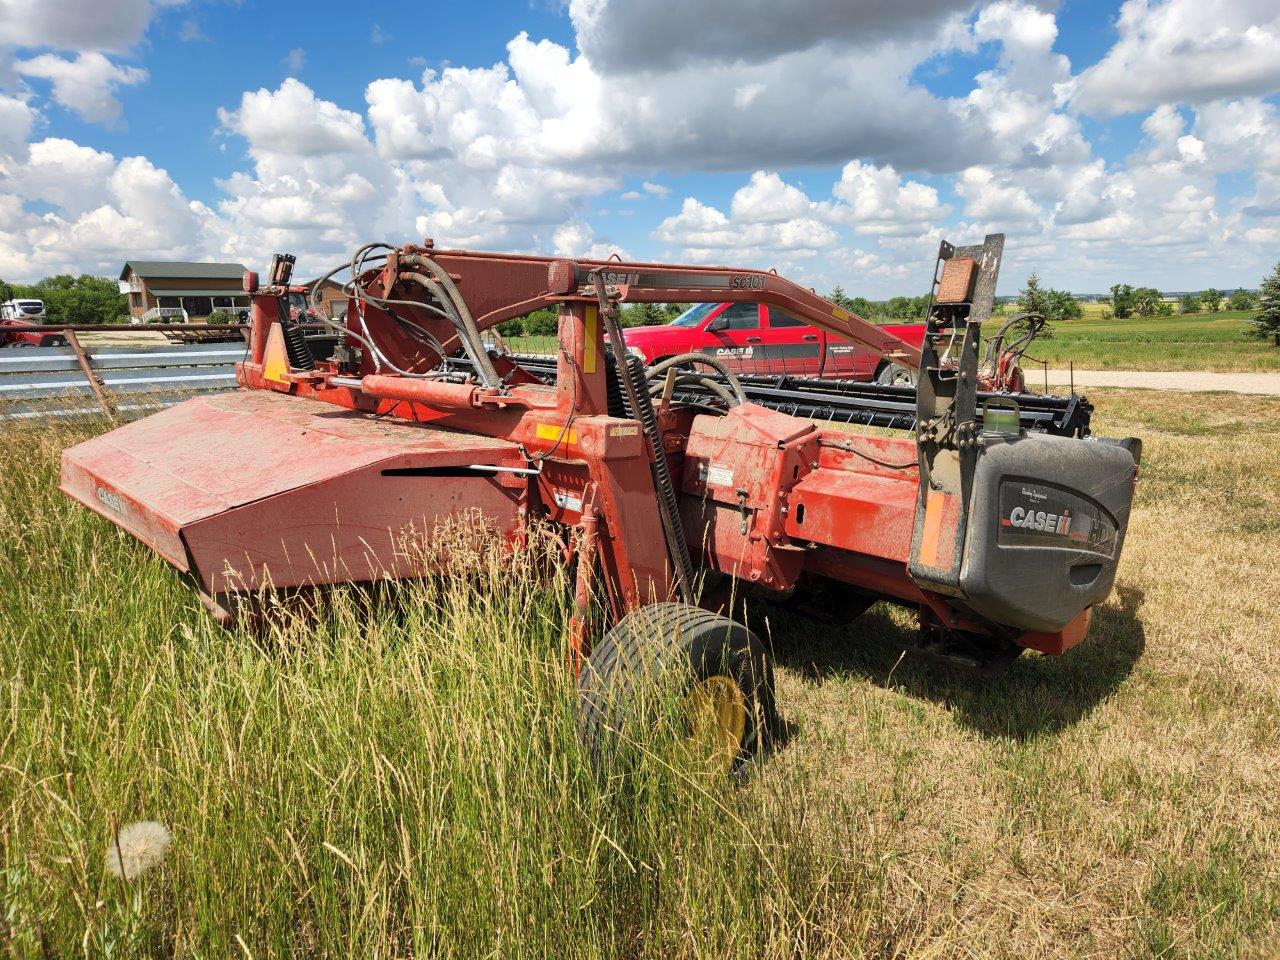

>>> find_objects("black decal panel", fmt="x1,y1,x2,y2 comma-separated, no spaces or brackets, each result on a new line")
997,479,1118,557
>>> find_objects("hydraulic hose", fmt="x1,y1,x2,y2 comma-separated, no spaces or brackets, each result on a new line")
399,271,498,387
649,373,739,408
404,254,501,387
644,352,746,405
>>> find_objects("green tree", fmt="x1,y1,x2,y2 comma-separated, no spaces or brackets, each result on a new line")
18,274,129,325
1251,262,1280,341
827,285,854,310
886,295,929,320
825,287,879,319
1178,294,1200,314
1132,287,1163,317
620,302,667,328
1018,273,1049,315
1107,283,1136,319
1227,289,1257,311
1018,273,1082,322
1200,287,1222,312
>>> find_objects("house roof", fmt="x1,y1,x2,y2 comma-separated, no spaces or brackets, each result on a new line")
300,277,348,291
120,260,248,281
148,288,250,298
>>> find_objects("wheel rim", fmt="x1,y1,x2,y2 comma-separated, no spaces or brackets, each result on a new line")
683,674,747,771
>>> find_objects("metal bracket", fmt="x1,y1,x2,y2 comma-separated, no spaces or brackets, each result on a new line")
908,234,1004,597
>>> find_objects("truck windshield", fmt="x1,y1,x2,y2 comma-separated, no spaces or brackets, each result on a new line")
669,303,716,328
18,302,43,314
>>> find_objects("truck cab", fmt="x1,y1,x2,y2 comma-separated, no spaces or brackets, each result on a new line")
621,301,925,381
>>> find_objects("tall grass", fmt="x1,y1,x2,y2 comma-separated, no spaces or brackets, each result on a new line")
4,391,1280,957
0,419,888,958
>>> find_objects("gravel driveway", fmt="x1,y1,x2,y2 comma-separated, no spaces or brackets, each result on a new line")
1045,370,1280,395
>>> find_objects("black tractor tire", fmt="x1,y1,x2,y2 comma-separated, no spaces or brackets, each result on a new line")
578,602,777,774
876,362,916,387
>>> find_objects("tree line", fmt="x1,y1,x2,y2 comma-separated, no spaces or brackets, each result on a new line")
0,275,129,325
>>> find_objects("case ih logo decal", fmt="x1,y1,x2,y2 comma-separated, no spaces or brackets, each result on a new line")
1005,506,1071,534
997,480,1119,557
96,486,127,516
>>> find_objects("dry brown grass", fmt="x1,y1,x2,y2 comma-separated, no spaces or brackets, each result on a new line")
755,389,1280,957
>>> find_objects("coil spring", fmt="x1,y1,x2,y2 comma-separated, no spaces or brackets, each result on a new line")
280,316,315,370
620,352,696,594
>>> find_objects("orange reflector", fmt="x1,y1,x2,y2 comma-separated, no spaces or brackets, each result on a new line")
536,422,577,445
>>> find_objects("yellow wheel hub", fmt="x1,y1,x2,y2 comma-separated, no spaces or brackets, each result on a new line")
684,674,747,771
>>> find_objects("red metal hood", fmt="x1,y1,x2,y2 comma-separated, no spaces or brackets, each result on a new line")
61,390,522,593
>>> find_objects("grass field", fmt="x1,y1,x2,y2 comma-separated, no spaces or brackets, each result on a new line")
3,390,1279,958
1017,310,1280,373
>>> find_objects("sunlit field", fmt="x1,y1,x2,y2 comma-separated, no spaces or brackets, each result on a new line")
2,389,1279,958
1021,310,1279,373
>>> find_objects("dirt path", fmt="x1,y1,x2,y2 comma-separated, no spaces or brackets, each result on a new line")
1045,369,1280,395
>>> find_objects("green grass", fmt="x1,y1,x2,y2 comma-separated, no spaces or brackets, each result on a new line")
503,334,557,355
3,392,1280,957
997,310,1278,372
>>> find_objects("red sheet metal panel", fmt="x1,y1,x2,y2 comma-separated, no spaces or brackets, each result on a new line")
61,390,521,590
783,469,917,562
680,404,817,590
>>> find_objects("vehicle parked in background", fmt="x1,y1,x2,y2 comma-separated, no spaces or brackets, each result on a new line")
621,301,924,382
0,299,67,348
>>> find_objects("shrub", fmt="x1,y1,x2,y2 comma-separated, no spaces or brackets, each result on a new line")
522,309,559,337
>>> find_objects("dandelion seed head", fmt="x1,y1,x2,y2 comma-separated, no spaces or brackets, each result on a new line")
105,820,171,880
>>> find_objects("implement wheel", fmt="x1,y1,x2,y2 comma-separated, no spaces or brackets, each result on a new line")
876,362,916,386
578,602,777,774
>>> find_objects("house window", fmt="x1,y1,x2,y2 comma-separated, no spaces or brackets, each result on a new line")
213,296,233,309
158,297,180,309
182,297,213,317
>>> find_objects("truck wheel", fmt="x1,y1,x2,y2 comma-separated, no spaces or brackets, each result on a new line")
876,362,915,386
578,602,777,774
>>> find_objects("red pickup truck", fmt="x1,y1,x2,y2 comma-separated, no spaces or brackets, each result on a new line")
620,301,924,382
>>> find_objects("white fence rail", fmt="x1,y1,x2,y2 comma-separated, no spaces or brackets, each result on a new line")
0,342,245,421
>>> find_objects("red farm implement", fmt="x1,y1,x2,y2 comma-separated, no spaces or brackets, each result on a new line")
62,235,1140,770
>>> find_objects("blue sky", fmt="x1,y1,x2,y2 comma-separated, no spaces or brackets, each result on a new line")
2,0,1280,296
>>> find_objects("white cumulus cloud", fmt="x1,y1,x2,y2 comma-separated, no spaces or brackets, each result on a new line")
15,52,147,125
